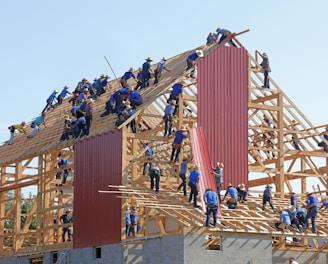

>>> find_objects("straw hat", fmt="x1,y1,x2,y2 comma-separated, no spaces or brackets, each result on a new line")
216,162,224,168
64,115,71,121
306,191,312,196
266,184,272,188
227,183,233,188
162,57,167,61
64,85,69,89
66,209,72,213
179,125,188,132
238,183,245,190
194,165,200,171
129,67,134,72
145,57,153,62
196,50,204,58
54,89,59,93
289,206,296,213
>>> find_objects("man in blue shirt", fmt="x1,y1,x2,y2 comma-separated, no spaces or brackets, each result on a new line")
125,206,131,236
129,90,143,109
27,113,47,138
57,157,70,186
100,92,116,117
153,57,170,85
188,165,201,207
120,67,137,88
320,198,328,211
274,208,291,231
129,205,138,237
57,85,72,105
186,50,204,71
42,90,59,113
177,155,193,196
203,188,219,227
169,82,184,116
216,27,237,47
290,191,298,208
170,126,189,163
305,192,319,233
222,183,238,209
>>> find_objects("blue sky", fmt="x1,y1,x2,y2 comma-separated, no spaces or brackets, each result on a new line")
0,1,327,143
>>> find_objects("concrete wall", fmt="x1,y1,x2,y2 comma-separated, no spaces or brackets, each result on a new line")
2,236,328,263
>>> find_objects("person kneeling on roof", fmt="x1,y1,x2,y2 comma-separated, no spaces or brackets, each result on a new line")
222,183,238,209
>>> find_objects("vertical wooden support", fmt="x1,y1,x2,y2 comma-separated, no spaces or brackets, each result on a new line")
131,139,138,180
36,155,44,248
301,158,306,194
14,162,22,252
277,93,284,196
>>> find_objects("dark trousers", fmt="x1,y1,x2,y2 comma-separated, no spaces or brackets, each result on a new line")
61,170,69,185
153,69,162,85
306,209,318,232
62,227,72,242
216,184,222,203
164,115,173,136
206,205,218,227
262,195,275,211
177,173,187,195
170,145,181,162
188,182,198,206
263,71,270,88
150,174,160,192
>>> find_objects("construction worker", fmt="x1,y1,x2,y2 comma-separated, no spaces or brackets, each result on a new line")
8,121,26,145
203,188,219,227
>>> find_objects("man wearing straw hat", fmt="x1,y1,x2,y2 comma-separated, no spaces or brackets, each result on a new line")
236,183,248,203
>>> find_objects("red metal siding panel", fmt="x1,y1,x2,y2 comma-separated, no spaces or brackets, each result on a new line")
190,127,221,215
73,130,122,248
198,44,248,189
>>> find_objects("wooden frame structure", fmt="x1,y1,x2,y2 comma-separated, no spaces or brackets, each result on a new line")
0,39,328,261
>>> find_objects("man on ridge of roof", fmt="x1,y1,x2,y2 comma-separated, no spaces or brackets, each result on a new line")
206,32,217,45
216,27,237,47
256,50,271,88
186,49,204,73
